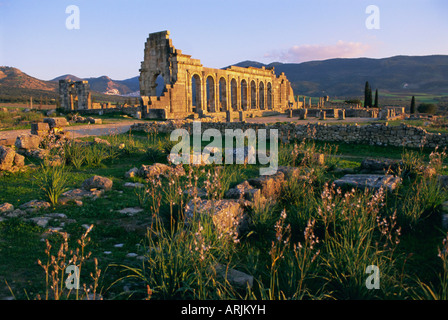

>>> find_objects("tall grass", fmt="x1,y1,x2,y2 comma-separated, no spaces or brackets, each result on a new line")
34,163,69,206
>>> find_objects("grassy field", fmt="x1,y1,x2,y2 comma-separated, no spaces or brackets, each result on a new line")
1,130,448,301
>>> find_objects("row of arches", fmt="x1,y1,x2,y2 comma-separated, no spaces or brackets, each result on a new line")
191,75,273,113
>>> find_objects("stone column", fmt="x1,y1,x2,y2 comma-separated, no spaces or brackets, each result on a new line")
319,110,326,120
338,109,346,120
239,110,245,122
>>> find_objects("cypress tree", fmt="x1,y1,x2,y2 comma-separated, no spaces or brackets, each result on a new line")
410,96,416,114
374,89,378,108
364,81,372,108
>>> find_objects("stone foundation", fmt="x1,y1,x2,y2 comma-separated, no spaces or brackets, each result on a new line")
131,120,448,149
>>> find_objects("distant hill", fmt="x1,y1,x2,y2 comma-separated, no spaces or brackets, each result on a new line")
3,54,448,104
0,67,57,92
232,55,448,98
50,75,140,96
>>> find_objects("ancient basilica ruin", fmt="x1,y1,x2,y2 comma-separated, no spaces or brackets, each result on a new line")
139,31,296,119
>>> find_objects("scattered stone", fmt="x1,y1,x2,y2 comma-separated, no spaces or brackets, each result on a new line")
213,263,254,289
93,137,111,146
0,203,14,214
183,187,208,199
19,200,51,212
118,207,144,215
123,182,145,188
437,175,448,189
0,146,17,171
13,153,25,168
104,251,112,255
333,174,402,192
43,117,69,129
126,253,138,258
5,209,26,218
114,243,124,248
248,171,285,200
31,122,50,136
15,134,42,150
58,188,104,205
360,158,400,173
29,217,51,228
81,175,113,192
225,181,263,204
124,167,139,179
184,199,248,237
138,163,171,178
276,166,305,180
138,163,185,178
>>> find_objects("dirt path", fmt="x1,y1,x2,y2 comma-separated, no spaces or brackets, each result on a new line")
0,120,146,141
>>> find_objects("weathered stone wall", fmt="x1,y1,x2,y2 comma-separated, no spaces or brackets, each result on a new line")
59,80,91,111
131,120,448,149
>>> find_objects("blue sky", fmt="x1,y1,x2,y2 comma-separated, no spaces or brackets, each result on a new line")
0,0,447,80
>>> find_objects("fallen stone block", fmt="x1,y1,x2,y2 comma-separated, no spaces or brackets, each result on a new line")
333,174,401,192
19,200,51,212
248,171,285,200
58,188,104,205
81,175,113,191
0,203,14,214
15,134,42,150
0,146,16,171
360,158,400,173
31,122,50,136
225,181,263,203
184,199,249,237
43,117,69,129
124,167,139,179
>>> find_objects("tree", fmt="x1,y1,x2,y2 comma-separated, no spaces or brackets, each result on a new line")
417,103,438,114
410,96,416,114
374,89,378,108
364,81,372,108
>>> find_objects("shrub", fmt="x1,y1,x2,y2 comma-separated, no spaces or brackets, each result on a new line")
417,103,438,114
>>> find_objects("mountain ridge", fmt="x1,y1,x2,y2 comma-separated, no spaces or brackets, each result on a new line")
2,54,448,99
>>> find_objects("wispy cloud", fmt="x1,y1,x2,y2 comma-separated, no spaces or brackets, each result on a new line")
265,40,371,63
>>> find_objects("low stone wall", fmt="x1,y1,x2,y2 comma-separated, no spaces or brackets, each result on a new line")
131,120,448,149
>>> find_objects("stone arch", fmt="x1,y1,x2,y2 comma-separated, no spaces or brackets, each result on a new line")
206,75,216,112
231,78,238,111
267,82,273,110
219,77,227,112
259,81,265,110
191,74,202,112
250,80,257,109
241,79,248,111
155,74,165,97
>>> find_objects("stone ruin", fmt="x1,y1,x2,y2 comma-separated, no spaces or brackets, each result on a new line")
59,80,92,111
139,31,296,120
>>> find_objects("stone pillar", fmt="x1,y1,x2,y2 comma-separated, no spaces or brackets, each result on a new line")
239,110,245,122
299,108,308,120
288,109,293,118
226,110,233,123
338,109,346,120
319,110,326,120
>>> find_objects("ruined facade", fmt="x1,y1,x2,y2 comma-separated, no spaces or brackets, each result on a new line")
59,80,92,111
139,31,296,119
